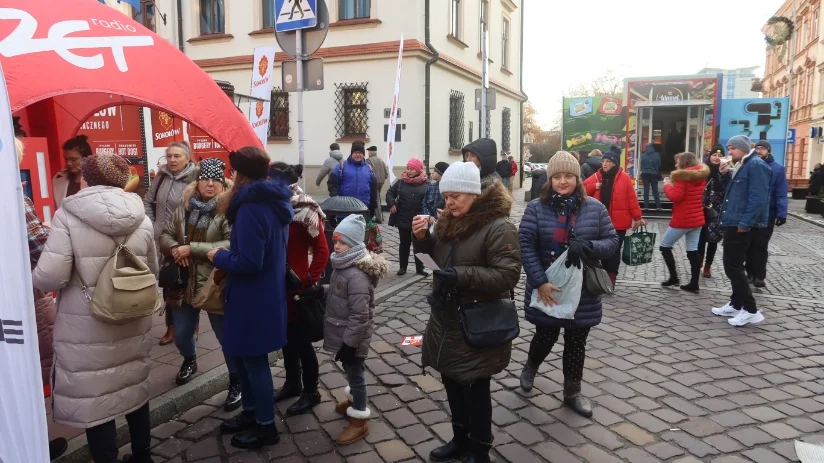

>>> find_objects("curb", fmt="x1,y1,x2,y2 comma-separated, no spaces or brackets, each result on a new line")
55,351,280,463
374,273,426,305
788,211,824,229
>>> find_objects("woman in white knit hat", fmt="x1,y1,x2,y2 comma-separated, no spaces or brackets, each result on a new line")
412,161,521,463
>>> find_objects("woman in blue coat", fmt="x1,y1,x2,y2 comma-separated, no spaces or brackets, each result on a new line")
518,151,619,418
207,147,294,450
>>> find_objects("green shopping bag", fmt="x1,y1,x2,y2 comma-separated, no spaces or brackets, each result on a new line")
621,226,656,266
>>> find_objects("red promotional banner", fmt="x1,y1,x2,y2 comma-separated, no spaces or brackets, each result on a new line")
77,105,143,158
150,109,184,147
188,124,230,170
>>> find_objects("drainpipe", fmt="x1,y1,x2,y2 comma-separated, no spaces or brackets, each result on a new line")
176,0,185,52
519,0,527,186
424,0,440,174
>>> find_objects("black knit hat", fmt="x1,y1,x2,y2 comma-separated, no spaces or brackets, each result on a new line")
709,144,725,156
351,141,366,155
269,162,304,185
367,145,378,152
434,162,450,176
229,147,270,180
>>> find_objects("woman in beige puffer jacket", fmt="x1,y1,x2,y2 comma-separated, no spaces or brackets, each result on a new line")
33,153,159,463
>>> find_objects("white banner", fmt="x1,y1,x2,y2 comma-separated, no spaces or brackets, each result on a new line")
386,35,404,184
249,45,277,147
0,63,50,463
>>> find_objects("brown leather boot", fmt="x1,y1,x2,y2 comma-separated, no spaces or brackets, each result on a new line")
335,386,353,415
703,264,712,278
336,408,370,445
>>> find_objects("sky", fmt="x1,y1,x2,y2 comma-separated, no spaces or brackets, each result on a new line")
523,0,784,128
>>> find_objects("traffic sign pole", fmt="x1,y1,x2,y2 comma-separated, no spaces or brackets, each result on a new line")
297,29,306,191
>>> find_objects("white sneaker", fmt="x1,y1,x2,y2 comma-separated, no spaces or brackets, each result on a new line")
728,310,765,327
711,301,740,317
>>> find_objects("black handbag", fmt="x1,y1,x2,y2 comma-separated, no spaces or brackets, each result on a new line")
294,275,325,343
159,257,188,290
459,298,520,348
704,205,719,222
387,181,401,227
582,257,613,297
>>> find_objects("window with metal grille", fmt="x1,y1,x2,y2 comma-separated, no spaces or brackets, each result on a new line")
339,0,371,20
335,83,369,138
449,91,466,149
501,107,511,152
269,89,290,139
200,0,225,35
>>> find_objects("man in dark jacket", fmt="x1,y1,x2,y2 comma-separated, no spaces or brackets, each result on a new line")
462,138,501,188
640,143,662,209
745,140,788,288
328,141,378,219
496,153,513,189
581,148,606,180
711,135,771,327
810,163,823,197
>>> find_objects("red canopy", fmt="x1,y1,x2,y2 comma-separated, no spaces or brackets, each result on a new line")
0,0,260,151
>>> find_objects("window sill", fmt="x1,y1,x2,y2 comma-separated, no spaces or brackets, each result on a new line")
447,35,469,49
336,136,371,142
477,52,494,64
267,138,292,144
249,27,274,37
500,67,513,76
330,18,382,29
448,148,463,154
187,33,234,43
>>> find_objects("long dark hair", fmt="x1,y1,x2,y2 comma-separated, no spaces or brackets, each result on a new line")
62,135,92,157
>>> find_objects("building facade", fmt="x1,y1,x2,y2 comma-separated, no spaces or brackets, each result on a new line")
762,0,822,186
116,0,525,195
698,66,761,99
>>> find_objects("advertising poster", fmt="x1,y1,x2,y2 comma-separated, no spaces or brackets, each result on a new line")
77,105,143,159
150,109,184,148
562,96,625,155
249,46,276,147
718,98,789,167
188,124,230,173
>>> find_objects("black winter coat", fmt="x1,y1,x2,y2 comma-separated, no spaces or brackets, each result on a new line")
496,160,513,178
386,179,429,229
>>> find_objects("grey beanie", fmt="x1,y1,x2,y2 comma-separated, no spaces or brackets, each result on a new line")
333,214,366,247
439,161,482,195
755,139,772,152
727,135,752,153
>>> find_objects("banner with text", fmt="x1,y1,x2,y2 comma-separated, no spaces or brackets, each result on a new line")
188,124,230,174
562,96,625,154
150,109,185,148
0,63,50,463
249,46,277,147
386,35,404,184
718,98,789,167
77,105,143,159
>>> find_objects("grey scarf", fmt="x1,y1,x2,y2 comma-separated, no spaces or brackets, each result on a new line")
188,195,219,232
330,243,367,270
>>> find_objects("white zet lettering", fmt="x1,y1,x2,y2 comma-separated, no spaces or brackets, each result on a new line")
0,8,154,72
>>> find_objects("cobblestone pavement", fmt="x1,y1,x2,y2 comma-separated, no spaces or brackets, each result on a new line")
133,185,824,463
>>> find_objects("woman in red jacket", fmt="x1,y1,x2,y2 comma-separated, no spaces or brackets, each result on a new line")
269,163,330,416
584,151,645,284
661,152,709,293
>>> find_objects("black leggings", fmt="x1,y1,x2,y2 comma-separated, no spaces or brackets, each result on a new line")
281,322,319,392
442,375,493,444
398,227,423,272
698,226,718,266
85,402,151,463
601,230,627,275
528,326,591,382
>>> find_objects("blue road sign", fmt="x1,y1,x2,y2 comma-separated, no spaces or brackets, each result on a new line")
274,0,318,32
788,128,796,144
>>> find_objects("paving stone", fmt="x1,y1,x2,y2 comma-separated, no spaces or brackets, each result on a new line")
285,413,321,434
703,434,744,453
695,398,738,412
533,441,583,463
787,417,824,432
742,447,791,463
184,437,219,461
629,397,661,411
728,427,776,446
383,408,419,428
496,443,543,463
612,423,655,446
409,375,444,393
743,406,787,422
615,447,663,463
293,430,334,456
346,451,384,463
151,421,188,439
265,435,299,459
651,408,687,424
375,439,415,462
371,394,403,412
570,444,624,463
645,442,685,459
492,407,520,427
661,431,720,458
595,394,637,415
770,441,799,462
661,397,708,417
419,410,449,425
177,417,223,441
679,417,726,437
592,407,623,427
491,390,529,409
179,405,218,423
408,398,439,414
579,424,625,450
516,406,554,425
710,457,750,463
396,423,433,446
391,385,424,402
412,439,443,461
228,453,264,463
152,439,194,459
500,421,544,446
542,422,586,446
760,422,802,439
627,412,670,433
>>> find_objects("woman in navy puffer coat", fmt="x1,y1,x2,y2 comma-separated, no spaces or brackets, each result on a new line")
518,151,619,419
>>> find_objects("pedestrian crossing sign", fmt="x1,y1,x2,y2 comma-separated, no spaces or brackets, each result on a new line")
274,0,318,32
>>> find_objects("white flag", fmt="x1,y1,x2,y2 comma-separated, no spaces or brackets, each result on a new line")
386,35,404,184
249,46,277,147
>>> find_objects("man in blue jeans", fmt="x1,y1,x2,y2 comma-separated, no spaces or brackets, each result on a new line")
711,135,771,326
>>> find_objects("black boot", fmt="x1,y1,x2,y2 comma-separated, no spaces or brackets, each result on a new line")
429,425,468,462
221,409,256,434
680,251,701,294
286,391,321,416
230,422,280,449
660,247,679,287
563,378,592,418
397,268,407,276
464,437,492,463
224,373,242,412
121,451,154,463
175,356,198,385
273,381,302,403
520,358,539,392
48,437,67,461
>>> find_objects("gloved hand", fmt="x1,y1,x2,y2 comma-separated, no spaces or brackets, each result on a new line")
775,217,787,226
565,238,593,269
335,343,357,363
433,268,459,291
301,284,325,300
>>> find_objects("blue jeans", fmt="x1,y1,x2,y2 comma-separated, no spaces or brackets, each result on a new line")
642,173,660,209
237,355,275,425
173,304,236,374
342,358,368,411
660,226,702,251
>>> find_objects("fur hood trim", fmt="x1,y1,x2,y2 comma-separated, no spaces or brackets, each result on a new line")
670,164,710,182
435,180,513,241
356,252,389,279
181,179,234,210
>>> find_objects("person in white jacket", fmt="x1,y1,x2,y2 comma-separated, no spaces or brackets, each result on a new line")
33,152,159,463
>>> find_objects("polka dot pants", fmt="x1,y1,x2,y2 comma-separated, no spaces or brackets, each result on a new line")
527,326,591,382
